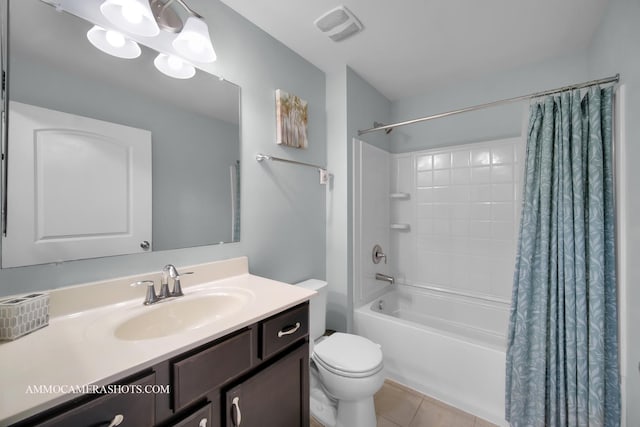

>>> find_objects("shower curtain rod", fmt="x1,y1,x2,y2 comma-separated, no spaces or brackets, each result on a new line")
357,73,620,136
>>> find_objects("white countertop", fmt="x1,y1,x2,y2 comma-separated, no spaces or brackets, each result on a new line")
0,257,315,425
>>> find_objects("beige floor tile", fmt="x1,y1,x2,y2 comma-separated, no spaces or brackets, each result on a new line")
409,399,475,427
312,380,497,427
374,382,422,427
378,416,403,427
383,379,425,399
474,417,499,427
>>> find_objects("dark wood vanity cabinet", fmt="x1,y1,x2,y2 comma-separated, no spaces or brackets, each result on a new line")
11,303,310,427
224,343,309,427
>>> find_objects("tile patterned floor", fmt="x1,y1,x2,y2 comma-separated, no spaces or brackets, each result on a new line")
311,380,498,427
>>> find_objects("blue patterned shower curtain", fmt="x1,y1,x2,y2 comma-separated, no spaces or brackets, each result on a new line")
505,86,620,426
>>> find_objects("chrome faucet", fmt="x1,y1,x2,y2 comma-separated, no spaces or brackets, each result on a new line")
161,264,191,297
130,265,192,305
375,273,395,284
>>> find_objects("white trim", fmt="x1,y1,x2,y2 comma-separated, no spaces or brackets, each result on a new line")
352,138,363,309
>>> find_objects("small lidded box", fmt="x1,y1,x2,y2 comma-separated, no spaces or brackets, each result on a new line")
0,293,50,340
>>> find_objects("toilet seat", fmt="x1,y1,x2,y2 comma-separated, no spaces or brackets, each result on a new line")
312,333,383,378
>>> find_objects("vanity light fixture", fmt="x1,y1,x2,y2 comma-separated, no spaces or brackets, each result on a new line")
86,25,142,59
80,0,217,78
153,53,196,79
100,0,160,37
172,15,216,63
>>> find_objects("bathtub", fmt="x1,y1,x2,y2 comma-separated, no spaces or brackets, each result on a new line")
354,285,509,426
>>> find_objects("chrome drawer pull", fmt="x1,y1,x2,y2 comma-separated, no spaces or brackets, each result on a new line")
107,414,124,427
232,396,242,426
277,322,301,338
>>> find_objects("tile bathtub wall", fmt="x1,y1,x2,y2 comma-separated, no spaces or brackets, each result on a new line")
391,137,524,301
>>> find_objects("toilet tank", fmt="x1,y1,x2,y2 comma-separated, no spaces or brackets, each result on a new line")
295,279,327,341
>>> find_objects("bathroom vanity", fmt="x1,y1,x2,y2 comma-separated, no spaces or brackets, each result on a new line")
0,257,314,427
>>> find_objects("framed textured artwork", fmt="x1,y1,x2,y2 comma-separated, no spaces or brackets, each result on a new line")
275,89,308,149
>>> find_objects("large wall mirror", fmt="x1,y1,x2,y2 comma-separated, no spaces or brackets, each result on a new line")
0,0,241,268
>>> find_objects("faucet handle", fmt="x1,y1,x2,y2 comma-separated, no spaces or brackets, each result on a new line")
130,280,159,305
170,272,193,297
372,244,387,264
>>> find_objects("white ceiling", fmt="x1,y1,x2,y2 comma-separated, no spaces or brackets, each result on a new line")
220,0,611,101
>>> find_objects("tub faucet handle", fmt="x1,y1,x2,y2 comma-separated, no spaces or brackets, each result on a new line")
372,244,387,264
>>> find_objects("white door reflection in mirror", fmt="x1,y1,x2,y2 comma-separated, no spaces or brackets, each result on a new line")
2,101,152,268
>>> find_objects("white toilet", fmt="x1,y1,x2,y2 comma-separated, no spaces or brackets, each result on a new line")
297,280,384,427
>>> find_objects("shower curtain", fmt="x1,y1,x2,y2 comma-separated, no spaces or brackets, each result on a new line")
505,86,620,426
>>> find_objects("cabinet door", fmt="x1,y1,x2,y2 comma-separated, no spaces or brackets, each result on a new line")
224,343,309,427
169,402,214,427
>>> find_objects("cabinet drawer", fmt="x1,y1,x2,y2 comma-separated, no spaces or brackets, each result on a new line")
172,329,253,410
261,303,308,359
31,373,156,427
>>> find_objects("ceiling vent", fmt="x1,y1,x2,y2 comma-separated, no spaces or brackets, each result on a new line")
314,6,363,42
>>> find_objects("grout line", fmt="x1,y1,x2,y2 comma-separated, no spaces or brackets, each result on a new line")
380,379,497,427
406,398,426,427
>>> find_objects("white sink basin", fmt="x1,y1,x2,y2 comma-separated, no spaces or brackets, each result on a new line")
114,289,252,341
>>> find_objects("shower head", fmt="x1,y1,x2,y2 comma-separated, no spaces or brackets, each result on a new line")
374,121,393,134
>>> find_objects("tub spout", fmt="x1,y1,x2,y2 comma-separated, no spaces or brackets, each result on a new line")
375,273,395,284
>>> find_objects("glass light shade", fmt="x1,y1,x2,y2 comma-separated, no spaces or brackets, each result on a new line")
154,53,196,79
172,16,217,63
87,26,142,59
100,0,160,37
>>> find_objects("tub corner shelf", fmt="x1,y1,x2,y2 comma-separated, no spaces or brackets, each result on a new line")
390,193,410,200
390,224,411,231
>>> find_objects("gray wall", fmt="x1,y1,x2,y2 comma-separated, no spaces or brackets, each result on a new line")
325,69,349,332
0,0,326,297
588,0,640,423
9,52,240,251
390,50,589,152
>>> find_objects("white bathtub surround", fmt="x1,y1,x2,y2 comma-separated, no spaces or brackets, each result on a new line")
354,287,508,426
353,140,392,307
369,286,507,349
352,137,525,426
0,257,315,425
391,137,524,301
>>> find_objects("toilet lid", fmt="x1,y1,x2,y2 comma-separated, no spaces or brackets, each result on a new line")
313,333,383,377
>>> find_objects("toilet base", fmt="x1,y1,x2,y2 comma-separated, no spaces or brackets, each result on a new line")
336,397,377,427
310,369,337,426
310,390,377,427
310,387,336,426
